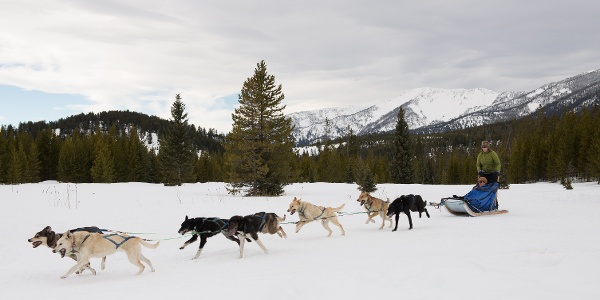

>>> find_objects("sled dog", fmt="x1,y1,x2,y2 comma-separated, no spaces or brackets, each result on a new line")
356,191,393,229
28,226,107,274
226,212,286,258
287,197,345,236
387,194,430,231
178,216,243,260
53,231,159,279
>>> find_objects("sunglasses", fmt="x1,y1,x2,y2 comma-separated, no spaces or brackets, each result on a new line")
478,180,487,184
481,146,488,149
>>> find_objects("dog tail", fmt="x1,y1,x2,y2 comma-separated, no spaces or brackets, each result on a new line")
332,203,345,212
139,239,160,249
277,214,286,222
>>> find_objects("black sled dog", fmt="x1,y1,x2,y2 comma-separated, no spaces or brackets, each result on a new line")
178,216,244,259
386,195,430,231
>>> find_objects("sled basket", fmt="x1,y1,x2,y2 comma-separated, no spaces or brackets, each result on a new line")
439,182,508,217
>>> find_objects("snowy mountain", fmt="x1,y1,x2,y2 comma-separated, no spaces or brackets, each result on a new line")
289,69,600,144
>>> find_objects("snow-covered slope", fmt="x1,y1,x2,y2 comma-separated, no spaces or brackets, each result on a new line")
289,69,600,143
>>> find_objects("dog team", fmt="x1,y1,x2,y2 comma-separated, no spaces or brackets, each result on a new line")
28,192,430,279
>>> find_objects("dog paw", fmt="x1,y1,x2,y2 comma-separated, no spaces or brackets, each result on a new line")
179,247,185,250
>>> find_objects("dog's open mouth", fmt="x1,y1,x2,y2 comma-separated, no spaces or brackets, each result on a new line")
289,209,296,215
53,248,66,258
359,200,366,206
32,241,42,248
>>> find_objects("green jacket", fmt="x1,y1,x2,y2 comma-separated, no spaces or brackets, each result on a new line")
476,150,501,173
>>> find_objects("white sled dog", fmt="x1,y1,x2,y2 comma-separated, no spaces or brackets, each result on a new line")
53,231,159,279
287,197,345,237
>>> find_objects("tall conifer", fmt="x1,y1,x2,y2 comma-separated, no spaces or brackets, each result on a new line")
390,108,414,183
224,60,295,196
159,94,196,186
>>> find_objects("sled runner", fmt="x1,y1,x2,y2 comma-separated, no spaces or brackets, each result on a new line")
437,182,508,217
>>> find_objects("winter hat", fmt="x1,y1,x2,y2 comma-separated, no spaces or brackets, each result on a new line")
481,141,490,148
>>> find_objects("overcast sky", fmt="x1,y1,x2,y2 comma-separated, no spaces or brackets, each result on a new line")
1,0,599,133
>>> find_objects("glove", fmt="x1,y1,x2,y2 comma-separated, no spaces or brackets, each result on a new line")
478,170,484,176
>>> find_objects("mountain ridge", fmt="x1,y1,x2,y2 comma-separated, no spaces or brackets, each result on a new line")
289,69,600,144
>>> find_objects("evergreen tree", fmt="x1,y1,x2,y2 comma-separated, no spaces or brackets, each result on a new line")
390,108,414,183
224,60,295,196
57,130,92,183
126,125,145,182
35,128,61,181
355,159,376,192
159,94,197,186
90,136,116,183
23,133,41,182
0,131,5,183
6,143,23,184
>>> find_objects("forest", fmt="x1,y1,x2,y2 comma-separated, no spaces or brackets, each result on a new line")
1,107,599,186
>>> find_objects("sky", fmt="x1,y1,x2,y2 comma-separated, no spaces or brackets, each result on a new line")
4,181,599,299
1,0,600,133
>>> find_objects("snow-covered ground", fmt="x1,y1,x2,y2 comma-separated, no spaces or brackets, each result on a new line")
1,181,598,299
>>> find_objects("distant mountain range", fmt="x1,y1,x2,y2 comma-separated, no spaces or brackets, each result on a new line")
288,69,600,145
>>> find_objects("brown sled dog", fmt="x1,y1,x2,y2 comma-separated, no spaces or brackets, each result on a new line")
287,197,345,237
357,192,393,229
53,231,159,279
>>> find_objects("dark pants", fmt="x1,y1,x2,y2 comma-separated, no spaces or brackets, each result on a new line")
480,172,499,184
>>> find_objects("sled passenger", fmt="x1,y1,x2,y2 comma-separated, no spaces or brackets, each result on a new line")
473,176,488,190
476,141,501,184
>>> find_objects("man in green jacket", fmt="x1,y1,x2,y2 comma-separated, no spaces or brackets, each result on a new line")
476,140,501,184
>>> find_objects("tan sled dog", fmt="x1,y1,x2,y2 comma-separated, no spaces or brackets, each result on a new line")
53,231,159,279
357,191,393,229
287,197,345,237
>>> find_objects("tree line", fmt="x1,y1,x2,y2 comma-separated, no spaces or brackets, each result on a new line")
2,105,599,186
2,60,599,189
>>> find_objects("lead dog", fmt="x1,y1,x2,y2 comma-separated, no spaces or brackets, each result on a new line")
28,226,107,274
53,231,159,279
226,212,286,258
356,191,393,229
287,197,345,236
386,194,430,231
178,216,244,260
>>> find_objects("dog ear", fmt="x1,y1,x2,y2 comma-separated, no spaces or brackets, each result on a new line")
185,215,189,221
44,226,52,232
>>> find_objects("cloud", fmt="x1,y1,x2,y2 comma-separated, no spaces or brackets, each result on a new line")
1,0,599,133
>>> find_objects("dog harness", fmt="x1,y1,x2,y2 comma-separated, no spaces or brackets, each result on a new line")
102,233,135,249
192,218,229,235
67,233,91,254
298,203,326,222
248,212,267,231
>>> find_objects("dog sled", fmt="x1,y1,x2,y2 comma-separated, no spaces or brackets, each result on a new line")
435,182,508,217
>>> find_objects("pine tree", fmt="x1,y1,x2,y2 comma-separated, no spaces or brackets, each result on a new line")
57,130,92,183
224,60,295,196
90,136,116,183
390,108,414,183
0,131,5,183
126,125,145,182
35,128,61,181
159,94,196,186
355,159,376,192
